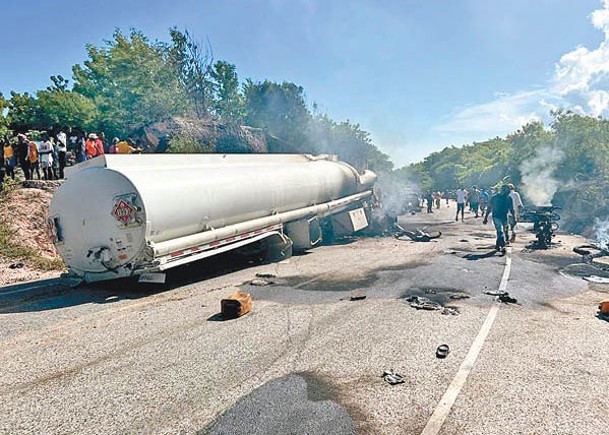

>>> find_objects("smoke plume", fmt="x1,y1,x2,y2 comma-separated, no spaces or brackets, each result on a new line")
594,218,609,250
519,145,564,206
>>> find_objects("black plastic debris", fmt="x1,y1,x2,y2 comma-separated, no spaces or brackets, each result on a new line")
8,262,24,269
436,344,450,359
403,295,443,310
441,307,459,316
350,291,367,301
255,272,277,279
497,293,518,304
382,369,405,385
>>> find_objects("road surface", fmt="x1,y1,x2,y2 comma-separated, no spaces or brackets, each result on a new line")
1,201,608,434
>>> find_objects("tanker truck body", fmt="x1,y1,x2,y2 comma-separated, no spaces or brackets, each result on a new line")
48,154,377,283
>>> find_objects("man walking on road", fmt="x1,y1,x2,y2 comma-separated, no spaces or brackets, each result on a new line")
507,184,524,242
483,184,515,253
455,187,466,222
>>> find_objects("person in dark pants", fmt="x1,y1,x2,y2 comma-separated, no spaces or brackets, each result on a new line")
483,184,515,253
426,191,434,213
17,134,31,180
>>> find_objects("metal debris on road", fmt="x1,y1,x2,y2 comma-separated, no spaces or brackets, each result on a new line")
402,295,443,310
394,224,441,242
448,293,470,300
583,275,609,284
441,307,459,316
483,290,507,297
255,272,277,279
381,369,405,385
496,293,518,304
436,344,450,358
250,278,273,286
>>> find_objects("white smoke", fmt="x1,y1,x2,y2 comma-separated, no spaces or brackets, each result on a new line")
594,218,609,250
374,173,418,218
519,145,564,206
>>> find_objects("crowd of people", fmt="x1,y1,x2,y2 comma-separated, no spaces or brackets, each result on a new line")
423,184,524,254
0,129,147,182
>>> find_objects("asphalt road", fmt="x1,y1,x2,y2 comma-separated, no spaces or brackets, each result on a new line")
1,201,608,434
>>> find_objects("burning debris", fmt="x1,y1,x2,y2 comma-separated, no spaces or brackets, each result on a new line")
520,205,561,249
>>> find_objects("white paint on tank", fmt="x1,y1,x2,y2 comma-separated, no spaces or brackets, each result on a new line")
51,154,376,276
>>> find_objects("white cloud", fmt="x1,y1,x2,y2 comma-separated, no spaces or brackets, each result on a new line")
437,0,609,138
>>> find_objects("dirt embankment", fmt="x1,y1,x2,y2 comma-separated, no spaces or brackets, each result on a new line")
0,182,64,286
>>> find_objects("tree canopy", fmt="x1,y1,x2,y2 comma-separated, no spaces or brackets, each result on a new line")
3,28,392,173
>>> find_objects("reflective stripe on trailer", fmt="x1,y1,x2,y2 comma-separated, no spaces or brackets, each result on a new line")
164,223,283,261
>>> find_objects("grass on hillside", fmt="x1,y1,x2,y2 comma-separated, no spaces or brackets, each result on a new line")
0,180,65,272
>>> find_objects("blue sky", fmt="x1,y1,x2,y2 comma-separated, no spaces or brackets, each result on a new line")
1,0,608,165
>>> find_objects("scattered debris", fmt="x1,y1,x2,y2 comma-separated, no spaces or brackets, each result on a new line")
394,224,441,242
104,295,120,303
436,344,450,359
449,293,470,300
403,295,443,310
496,293,518,304
441,307,459,316
424,288,437,294
583,276,609,284
381,369,405,385
255,272,277,279
459,239,469,243
483,290,507,297
350,291,367,301
250,278,273,286
443,250,458,255
221,291,252,319
8,262,24,269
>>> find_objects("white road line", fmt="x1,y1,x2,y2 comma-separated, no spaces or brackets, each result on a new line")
421,248,512,435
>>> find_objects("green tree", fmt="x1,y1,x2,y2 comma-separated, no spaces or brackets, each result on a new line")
244,80,311,152
210,61,244,122
72,29,189,137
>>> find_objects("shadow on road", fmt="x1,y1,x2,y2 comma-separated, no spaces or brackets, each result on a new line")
462,250,500,260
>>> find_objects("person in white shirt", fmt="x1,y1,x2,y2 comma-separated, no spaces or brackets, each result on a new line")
455,187,467,222
38,132,54,180
507,184,524,242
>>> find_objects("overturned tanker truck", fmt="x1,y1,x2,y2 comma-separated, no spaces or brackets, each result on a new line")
48,154,377,283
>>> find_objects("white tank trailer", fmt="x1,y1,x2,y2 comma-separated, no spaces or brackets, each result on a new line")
48,154,377,283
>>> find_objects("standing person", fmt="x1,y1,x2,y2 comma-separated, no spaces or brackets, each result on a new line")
116,138,137,154
108,138,119,154
38,133,54,180
17,134,31,180
507,184,524,242
468,187,481,218
28,139,40,180
483,185,515,253
434,191,441,209
455,187,467,222
4,138,15,180
76,131,87,163
56,131,67,179
95,132,105,156
85,133,98,159
426,191,434,213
